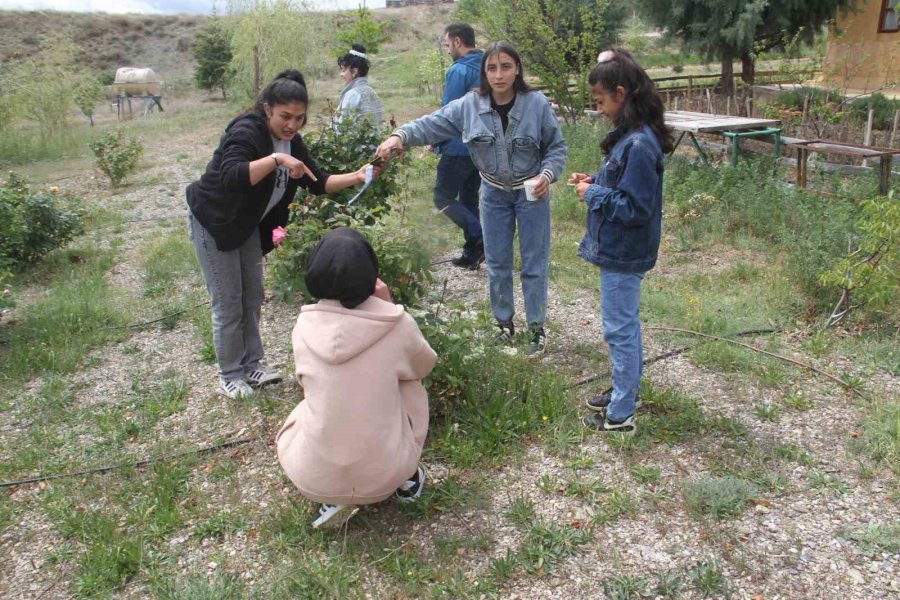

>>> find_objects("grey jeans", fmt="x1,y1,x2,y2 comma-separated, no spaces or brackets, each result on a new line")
188,210,265,381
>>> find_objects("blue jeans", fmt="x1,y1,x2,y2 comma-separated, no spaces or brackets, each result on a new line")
600,269,644,422
434,155,482,255
480,183,550,326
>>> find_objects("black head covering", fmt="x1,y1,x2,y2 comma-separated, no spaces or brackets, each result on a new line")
305,227,379,309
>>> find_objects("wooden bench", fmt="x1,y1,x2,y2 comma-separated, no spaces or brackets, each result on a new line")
785,140,900,195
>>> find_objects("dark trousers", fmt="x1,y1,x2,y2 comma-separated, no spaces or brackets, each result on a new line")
433,154,482,256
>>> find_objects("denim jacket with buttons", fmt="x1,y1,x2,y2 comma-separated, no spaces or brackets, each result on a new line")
394,90,567,188
577,124,664,273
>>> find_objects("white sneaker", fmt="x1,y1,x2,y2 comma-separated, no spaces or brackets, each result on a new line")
311,504,358,529
245,365,283,388
218,377,255,400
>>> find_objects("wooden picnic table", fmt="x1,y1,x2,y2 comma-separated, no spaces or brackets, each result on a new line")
665,110,781,165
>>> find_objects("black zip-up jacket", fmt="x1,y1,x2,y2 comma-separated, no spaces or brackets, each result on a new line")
186,112,330,254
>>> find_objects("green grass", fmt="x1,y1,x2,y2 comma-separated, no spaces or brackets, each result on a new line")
856,401,900,474
689,561,729,597
846,522,900,554
682,475,756,520
0,249,129,382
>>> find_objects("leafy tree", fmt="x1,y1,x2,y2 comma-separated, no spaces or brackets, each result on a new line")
73,77,105,126
227,0,332,102
193,17,233,99
638,0,857,95
457,0,615,123
335,7,391,55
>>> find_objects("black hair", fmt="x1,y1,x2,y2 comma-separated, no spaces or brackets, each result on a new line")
478,41,531,96
444,23,475,48
253,69,309,122
589,48,674,154
337,44,370,78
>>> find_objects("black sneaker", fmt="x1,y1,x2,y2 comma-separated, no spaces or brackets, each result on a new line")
395,465,426,503
582,411,637,436
585,391,642,412
525,325,545,357
451,245,485,270
495,320,515,344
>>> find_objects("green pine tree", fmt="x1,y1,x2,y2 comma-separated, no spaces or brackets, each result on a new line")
638,0,857,95
193,18,233,99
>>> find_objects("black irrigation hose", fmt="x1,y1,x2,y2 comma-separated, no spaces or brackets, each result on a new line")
0,437,258,489
105,302,210,331
565,327,779,390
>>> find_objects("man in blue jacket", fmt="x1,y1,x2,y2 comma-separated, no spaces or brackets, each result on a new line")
437,23,484,269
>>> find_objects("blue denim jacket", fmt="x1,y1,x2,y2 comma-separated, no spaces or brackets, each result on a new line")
394,90,567,187
577,124,664,273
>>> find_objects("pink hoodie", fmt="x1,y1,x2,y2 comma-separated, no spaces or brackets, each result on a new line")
276,296,437,505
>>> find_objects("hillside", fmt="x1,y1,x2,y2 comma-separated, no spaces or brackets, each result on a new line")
0,11,208,81
0,4,454,85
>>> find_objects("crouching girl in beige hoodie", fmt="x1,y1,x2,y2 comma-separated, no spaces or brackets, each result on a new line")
276,228,437,529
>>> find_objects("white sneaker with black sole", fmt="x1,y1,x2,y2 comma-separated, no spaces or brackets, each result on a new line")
311,504,359,529
218,377,255,400
395,465,426,503
245,365,283,388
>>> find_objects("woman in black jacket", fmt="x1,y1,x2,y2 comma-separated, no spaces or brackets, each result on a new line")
187,69,377,399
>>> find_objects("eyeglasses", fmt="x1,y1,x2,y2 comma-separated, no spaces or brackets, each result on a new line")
597,50,615,64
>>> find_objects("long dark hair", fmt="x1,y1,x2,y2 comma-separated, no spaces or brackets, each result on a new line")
478,41,532,96
253,69,309,121
589,48,673,154
337,44,370,77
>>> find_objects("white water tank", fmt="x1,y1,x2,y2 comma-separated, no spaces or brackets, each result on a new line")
113,67,163,95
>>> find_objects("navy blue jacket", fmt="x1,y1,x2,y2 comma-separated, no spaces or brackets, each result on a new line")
436,50,483,156
577,124,664,273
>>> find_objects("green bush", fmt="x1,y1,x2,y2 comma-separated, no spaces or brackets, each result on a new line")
663,158,859,313
268,118,417,302
0,173,82,272
89,129,143,188
773,86,842,111
849,93,900,130
268,211,433,308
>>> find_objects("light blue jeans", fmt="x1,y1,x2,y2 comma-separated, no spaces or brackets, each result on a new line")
600,269,645,422
480,183,550,326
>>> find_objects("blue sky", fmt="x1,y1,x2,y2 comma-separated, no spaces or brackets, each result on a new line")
0,0,385,13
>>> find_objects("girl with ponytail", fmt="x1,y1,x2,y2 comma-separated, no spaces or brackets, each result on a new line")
569,48,672,436
186,70,380,400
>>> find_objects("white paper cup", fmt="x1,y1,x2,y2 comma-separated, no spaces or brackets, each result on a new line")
523,177,541,202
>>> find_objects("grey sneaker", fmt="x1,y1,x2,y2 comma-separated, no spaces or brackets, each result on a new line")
495,320,515,344
586,391,642,412
311,504,359,529
245,365,283,388
582,411,637,436
218,377,255,400
525,325,545,357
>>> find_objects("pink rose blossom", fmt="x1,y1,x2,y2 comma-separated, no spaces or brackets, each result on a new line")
272,226,287,247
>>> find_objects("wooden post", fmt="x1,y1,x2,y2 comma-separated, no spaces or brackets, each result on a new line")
726,96,731,116
745,97,752,117
253,45,261,97
891,109,900,148
879,155,892,195
688,76,693,103
798,147,808,190
674,95,679,111
706,88,712,113
863,107,875,168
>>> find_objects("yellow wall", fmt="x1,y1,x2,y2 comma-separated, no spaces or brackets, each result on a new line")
823,0,900,91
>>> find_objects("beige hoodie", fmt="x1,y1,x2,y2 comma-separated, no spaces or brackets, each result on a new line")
276,296,437,505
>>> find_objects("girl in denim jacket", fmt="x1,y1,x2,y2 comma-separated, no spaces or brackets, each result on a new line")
569,49,674,435
377,41,567,356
